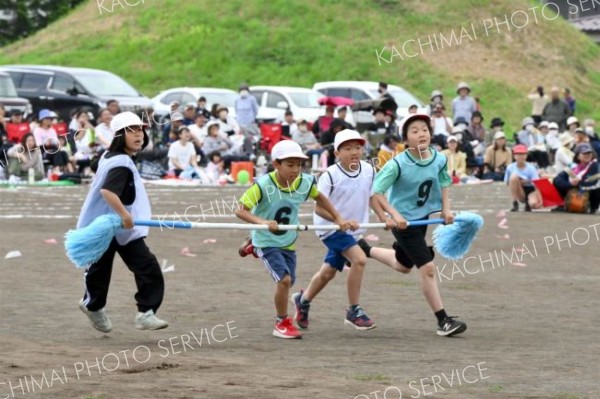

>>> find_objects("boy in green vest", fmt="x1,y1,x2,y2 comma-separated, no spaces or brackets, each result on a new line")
236,140,351,339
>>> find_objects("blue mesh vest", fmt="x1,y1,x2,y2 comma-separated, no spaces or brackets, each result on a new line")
251,173,315,248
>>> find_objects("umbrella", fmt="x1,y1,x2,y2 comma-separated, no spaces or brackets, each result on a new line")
318,96,355,107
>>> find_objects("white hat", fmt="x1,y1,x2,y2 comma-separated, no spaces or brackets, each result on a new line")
456,82,471,94
559,132,574,146
447,135,458,142
493,131,506,140
170,112,184,122
334,129,366,151
206,120,220,132
271,140,308,160
539,121,549,128
110,111,145,133
567,116,579,127
548,122,559,130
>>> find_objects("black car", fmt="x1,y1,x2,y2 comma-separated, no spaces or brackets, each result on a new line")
0,65,152,121
0,71,32,117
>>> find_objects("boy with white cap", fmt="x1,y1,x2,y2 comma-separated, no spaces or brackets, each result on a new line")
236,140,351,339
292,130,376,331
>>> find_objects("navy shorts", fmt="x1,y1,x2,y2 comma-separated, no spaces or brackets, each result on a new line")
391,224,435,269
255,247,297,284
322,231,357,272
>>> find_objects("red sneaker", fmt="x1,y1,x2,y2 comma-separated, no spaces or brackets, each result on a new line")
238,237,257,258
273,317,302,339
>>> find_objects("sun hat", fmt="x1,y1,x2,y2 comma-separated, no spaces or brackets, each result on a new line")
334,129,366,151
559,132,574,146
493,131,506,140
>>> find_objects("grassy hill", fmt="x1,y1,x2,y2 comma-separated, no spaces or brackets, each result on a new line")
1,0,600,134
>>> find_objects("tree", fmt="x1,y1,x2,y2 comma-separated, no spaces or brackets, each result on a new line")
0,0,85,46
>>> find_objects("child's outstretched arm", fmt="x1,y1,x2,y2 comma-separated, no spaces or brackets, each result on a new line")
100,189,133,229
371,194,407,229
314,193,353,231
440,187,454,224
235,206,278,232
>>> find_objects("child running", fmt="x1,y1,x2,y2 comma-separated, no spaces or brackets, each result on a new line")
236,140,351,339
77,112,168,333
292,129,376,330
363,113,467,337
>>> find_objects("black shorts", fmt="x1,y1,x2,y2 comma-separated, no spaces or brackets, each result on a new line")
392,224,435,269
523,185,535,197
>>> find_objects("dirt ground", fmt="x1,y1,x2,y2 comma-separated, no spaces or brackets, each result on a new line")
1,182,599,399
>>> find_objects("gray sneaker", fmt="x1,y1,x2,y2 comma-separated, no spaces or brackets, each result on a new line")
135,310,169,330
79,299,112,333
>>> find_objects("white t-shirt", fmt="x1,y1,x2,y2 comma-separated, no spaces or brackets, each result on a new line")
313,160,375,240
168,140,196,170
95,123,113,148
432,117,453,136
189,124,207,141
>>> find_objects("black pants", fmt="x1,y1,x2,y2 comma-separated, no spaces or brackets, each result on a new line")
83,237,164,313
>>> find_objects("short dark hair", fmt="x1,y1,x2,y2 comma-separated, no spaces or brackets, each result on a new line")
21,132,35,148
198,96,207,102
107,99,119,106
379,82,388,89
208,151,221,162
284,110,293,117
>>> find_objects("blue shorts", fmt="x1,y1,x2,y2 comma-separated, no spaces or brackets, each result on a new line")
322,231,357,272
255,247,297,285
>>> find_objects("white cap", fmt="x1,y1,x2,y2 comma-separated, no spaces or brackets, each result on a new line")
493,131,506,140
539,121,549,128
271,140,308,160
548,122,559,130
447,135,458,142
110,111,145,133
334,129,366,151
567,116,579,126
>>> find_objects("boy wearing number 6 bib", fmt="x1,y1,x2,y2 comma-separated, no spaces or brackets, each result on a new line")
236,140,351,339
366,114,467,337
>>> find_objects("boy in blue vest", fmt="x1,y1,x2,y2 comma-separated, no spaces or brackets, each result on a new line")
364,113,467,337
236,140,351,339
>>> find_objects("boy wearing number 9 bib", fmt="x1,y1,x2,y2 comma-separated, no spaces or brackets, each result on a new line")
236,140,351,339
366,113,467,337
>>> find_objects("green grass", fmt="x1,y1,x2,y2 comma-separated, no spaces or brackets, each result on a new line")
2,0,600,127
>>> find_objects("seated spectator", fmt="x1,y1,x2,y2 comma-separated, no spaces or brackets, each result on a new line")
182,103,196,126
7,133,44,181
552,143,600,214
216,105,240,136
5,109,30,144
505,144,542,212
430,103,453,139
195,96,212,120
162,112,184,146
483,131,511,181
0,133,13,179
189,112,208,139
56,134,75,173
517,116,550,169
484,117,504,146
554,133,575,174
384,110,399,136
441,135,467,182
320,118,346,166
203,121,234,156
73,110,98,175
281,110,297,138
168,126,203,179
107,99,121,115
33,109,59,150
468,111,486,161
376,135,402,170
292,119,321,157
95,108,113,150
544,122,561,164
408,104,418,114
337,106,354,129
143,107,161,146
205,151,225,185
565,116,579,136
312,105,335,139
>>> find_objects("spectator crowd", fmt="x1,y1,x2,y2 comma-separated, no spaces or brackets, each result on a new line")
1,81,598,213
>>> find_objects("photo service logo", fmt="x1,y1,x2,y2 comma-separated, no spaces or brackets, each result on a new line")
375,3,561,64
97,0,154,15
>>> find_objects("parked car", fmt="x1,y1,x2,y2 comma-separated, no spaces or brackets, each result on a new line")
0,65,152,121
0,71,32,117
151,87,238,120
313,81,425,125
249,86,354,125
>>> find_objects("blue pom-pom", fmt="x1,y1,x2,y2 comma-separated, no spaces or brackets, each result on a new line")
432,212,484,261
64,214,122,269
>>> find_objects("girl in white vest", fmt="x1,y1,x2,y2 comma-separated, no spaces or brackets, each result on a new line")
77,112,168,333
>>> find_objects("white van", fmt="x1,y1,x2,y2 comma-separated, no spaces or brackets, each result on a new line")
313,81,425,124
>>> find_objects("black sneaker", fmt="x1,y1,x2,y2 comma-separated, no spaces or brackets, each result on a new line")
525,203,532,212
357,238,372,258
510,201,519,212
292,290,310,329
437,316,467,337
